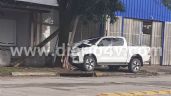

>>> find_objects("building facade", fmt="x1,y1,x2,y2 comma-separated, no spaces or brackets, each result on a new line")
1,0,171,67
106,0,171,65
0,0,59,66
0,0,100,67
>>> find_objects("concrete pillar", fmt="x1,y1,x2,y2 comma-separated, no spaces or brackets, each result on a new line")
0,50,11,67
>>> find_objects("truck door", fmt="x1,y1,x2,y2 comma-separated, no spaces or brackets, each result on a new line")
111,38,127,63
96,38,113,63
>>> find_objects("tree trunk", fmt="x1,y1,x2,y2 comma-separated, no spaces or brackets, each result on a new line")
57,8,74,67
69,16,81,45
62,16,81,69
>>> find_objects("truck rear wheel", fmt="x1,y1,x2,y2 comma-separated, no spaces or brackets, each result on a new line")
128,58,142,73
83,56,96,71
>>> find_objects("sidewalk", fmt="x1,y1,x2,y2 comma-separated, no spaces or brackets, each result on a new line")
0,67,69,76
142,65,171,75
0,65,171,77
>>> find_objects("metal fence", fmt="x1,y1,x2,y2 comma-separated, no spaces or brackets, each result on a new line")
163,23,171,65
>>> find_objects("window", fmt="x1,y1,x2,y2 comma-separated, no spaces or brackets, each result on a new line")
111,38,124,46
88,38,100,45
98,38,112,46
142,21,152,35
142,21,153,46
0,19,16,46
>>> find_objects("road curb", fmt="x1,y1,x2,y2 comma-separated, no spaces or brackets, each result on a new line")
59,72,95,77
95,72,136,77
10,70,166,77
12,72,59,76
11,72,95,77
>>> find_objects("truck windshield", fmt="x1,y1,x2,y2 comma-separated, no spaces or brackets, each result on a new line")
88,38,100,45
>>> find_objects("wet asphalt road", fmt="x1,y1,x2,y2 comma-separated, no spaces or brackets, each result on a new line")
0,75,171,96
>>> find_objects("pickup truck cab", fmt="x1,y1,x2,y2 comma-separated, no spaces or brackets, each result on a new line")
70,36,151,73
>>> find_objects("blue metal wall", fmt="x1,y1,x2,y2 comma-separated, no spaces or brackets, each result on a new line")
116,0,171,22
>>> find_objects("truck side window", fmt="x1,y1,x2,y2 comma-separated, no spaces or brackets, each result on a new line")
111,38,124,46
98,38,112,46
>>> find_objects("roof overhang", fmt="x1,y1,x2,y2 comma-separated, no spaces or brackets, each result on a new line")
0,0,58,13
15,0,58,7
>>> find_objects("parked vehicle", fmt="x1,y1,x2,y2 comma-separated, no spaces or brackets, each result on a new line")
69,36,151,73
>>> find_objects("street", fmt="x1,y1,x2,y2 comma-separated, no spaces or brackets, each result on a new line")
0,75,171,96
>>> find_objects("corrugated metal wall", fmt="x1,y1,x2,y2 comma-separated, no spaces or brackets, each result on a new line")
113,0,171,65
74,21,100,42
78,17,163,65
107,18,152,46
163,23,171,65
151,22,162,65
107,17,162,65
123,18,142,46
106,17,122,36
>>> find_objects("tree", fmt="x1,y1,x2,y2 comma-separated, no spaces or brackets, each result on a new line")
57,0,124,45
36,0,124,68
56,0,124,68
163,0,171,9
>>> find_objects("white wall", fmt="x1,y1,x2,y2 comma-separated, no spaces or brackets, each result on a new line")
40,9,59,53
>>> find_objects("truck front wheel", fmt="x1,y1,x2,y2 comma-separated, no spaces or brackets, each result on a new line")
128,58,142,73
83,56,96,71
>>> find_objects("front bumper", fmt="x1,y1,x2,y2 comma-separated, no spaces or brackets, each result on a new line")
69,52,84,64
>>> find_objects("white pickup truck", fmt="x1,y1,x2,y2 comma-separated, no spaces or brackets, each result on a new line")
70,36,151,73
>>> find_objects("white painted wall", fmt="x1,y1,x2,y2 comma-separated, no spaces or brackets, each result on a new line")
16,0,58,6
41,10,59,53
